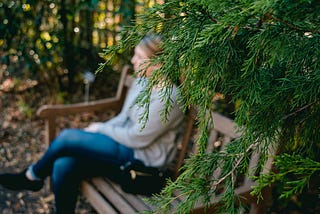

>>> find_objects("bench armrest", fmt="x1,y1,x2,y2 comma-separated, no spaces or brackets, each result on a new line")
37,97,122,118
36,97,124,146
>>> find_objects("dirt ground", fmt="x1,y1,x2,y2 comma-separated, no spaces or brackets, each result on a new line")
0,74,119,214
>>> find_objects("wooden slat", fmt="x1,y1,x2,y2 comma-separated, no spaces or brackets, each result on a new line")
163,191,183,212
44,117,56,146
234,180,256,202
37,97,122,117
211,112,241,138
91,178,137,213
109,178,183,212
222,135,232,145
115,65,132,99
191,194,223,214
173,108,196,179
243,151,260,185
106,179,153,212
124,74,135,88
81,181,118,214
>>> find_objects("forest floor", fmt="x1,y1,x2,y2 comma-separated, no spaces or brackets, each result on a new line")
0,72,119,214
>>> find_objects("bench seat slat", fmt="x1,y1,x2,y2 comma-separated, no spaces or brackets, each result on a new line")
81,181,118,214
106,179,153,212
91,178,137,213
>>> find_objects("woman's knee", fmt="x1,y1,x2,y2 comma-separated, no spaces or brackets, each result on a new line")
52,157,78,183
57,129,81,142
51,129,81,149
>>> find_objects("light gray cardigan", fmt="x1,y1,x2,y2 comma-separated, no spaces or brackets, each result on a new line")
96,78,184,167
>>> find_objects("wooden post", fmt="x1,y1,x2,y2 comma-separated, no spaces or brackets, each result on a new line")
44,117,56,146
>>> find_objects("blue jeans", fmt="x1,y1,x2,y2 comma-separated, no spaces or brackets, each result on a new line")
32,129,135,214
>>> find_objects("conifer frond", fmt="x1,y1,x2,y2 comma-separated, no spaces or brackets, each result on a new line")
253,154,320,199
100,0,320,212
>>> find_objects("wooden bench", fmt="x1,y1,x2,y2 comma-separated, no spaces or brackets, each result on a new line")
37,65,274,213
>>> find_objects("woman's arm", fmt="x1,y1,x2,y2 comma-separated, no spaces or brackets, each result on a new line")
97,86,183,148
85,79,142,130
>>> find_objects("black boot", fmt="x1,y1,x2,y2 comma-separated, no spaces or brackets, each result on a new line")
0,169,44,192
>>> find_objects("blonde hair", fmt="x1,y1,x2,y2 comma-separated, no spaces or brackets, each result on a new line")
137,34,163,56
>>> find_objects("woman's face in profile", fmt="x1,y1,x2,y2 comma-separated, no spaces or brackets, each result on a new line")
131,45,160,77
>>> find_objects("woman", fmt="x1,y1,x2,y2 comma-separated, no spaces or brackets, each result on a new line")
0,34,184,213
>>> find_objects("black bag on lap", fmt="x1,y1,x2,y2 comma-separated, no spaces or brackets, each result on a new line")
119,161,170,196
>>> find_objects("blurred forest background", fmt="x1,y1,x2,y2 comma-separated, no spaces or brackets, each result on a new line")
0,0,162,104
0,0,160,213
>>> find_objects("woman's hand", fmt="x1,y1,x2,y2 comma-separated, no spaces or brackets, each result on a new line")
84,122,103,133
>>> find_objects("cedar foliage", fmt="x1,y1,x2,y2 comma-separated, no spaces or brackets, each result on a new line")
99,0,320,212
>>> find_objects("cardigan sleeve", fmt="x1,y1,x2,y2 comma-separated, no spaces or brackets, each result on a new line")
97,86,183,149
101,78,142,126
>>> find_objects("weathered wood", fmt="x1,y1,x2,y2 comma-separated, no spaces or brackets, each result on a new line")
91,178,137,213
37,97,121,118
172,106,196,179
211,111,241,139
81,181,118,214
107,180,152,211
44,116,56,146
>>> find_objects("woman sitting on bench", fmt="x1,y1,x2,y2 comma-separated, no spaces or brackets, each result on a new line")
0,34,184,214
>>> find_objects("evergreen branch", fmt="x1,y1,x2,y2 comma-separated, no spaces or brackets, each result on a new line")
272,15,318,33
253,153,320,199
159,189,194,211
199,8,219,23
258,12,319,33
100,1,320,212
282,100,318,120
212,141,258,187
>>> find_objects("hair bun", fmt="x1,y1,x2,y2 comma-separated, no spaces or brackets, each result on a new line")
138,34,163,56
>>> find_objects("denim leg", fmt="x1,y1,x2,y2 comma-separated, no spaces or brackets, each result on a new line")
52,157,79,214
52,156,127,214
33,129,134,179
31,129,135,213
